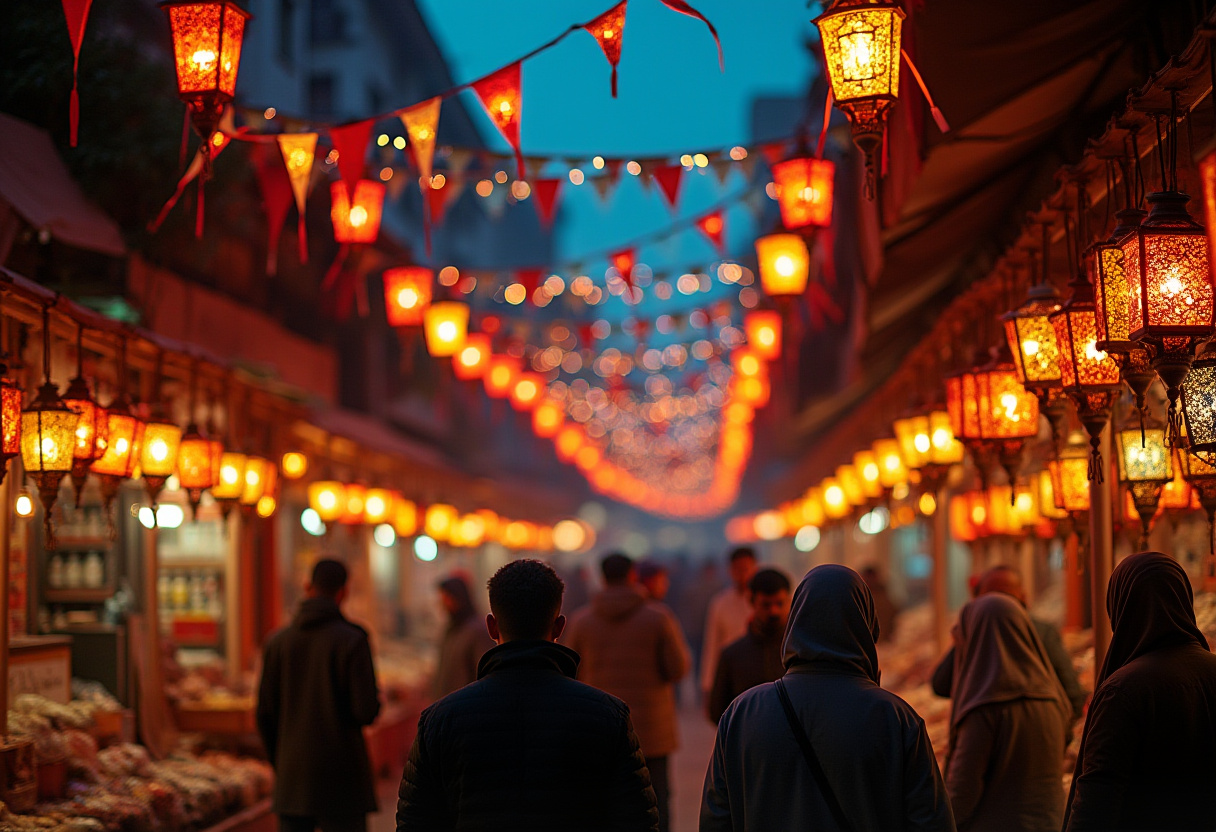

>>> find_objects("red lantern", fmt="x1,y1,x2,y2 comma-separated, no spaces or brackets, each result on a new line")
331,180,385,245
452,333,492,381
744,310,782,361
383,267,432,327
0,360,22,485
484,355,521,399
771,157,835,229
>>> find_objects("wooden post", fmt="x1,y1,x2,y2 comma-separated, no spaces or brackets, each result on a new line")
0,471,10,737
932,486,950,653
1090,424,1114,671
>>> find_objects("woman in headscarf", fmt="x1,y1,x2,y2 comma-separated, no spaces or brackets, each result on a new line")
432,575,494,697
945,593,1070,831
1064,551,1216,831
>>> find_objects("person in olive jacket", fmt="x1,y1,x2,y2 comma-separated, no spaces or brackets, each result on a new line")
257,559,381,832
397,558,659,832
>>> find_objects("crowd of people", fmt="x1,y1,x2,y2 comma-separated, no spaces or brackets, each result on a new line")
255,548,1216,831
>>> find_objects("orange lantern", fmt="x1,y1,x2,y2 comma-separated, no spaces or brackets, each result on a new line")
423,302,469,357
383,267,432,327
744,310,782,361
731,347,764,379
452,333,491,381
771,156,834,229
836,464,866,507
755,233,810,297
509,372,544,411
575,444,602,471
892,413,931,471
330,180,386,245
821,477,850,520
872,437,908,489
63,366,108,506
160,0,250,143
853,449,883,499
532,398,564,438
211,451,247,509
944,367,983,442
139,416,183,503
425,503,458,542
0,361,22,485
239,455,272,506
176,423,216,518
555,425,583,463
340,483,367,524
1092,207,1144,353
484,355,521,399
363,488,396,524
393,498,419,537
1159,452,1193,513
281,451,307,479
308,480,345,523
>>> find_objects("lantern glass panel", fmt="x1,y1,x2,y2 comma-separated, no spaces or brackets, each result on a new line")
836,464,865,506
821,477,849,519
1037,470,1068,520
977,367,1039,439
330,181,386,245
176,431,215,490
90,411,145,477
1092,244,1132,349
1160,454,1192,510
872,438,907,488
21,406,79,474
945,371,982,440
1180,358,1216,453
363,488,395,524
211,451,248,500
852,449,883,498
1122,224,1212,337
1115,427,1172,483
383,267,432,327
164,2,249,97
239,456,270,505
771,157,835,229
307,480,344,522
0,381,21,458
928,410,965,465
140,421,183,479
63,396,107,461
893,414,931,470
815,4,903,103
1004,305,1061,385
393,499,418,537
755,234,810,297
1052,306,1120,390
423,302,469,357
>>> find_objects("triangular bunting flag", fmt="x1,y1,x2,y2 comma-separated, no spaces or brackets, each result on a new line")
760,142,786,167
592,174,616,203
637,160,659,193
330,119,374,196
400,97,441,183
252,143,294,276
605,158,624,184
711,159,733,186
60,0,92,147
472,62,525,179
532,178,562,227
695,210,726,253
653,165,683,210
583,2,628,97
277,132,318,264
610,248,636,288
656,0,723,70
425,179,451,227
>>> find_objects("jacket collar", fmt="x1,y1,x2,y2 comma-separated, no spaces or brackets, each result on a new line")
294,596,344,628
477,639,580,679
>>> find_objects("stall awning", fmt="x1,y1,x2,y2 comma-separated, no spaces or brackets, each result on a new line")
0,113,125,257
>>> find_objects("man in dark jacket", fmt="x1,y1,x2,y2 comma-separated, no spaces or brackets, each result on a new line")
397,558,658,832
930,565,1087,723
701,564,955,832
707,568,790,724
257,559,381,832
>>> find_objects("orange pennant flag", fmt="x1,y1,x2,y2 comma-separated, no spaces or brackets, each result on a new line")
696,210,726,253
277,133,318,263
583,2,627,97
400,97,441,183
473,62,525,179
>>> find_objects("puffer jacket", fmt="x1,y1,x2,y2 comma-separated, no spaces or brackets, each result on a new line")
396,639,658,832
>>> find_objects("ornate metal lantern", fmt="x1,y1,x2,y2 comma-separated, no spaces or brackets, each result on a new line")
771,156,835,229
1115,419,1172,547
330,181,386,245
62,326,107,506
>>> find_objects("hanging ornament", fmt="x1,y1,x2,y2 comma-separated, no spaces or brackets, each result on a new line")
277,132,318,264
383,267,433,328
473,62,525,179
62,324,108,508
755,233,810,297
771,156,835,229
452,333,492,381
176,362,216,520
90,339,146,532
583,1,627,97
424,301,470,357
139,353,183,507
0,355,23,487
330,179,385,245
1115,418,1172,548
400,97,441,183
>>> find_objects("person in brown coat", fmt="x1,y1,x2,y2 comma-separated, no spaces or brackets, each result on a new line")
945,593,1071,832
564,553,691,832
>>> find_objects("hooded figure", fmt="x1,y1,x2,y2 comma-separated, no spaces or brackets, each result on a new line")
1064,552,1216,831
433,576,495,698
700,564,955,832
945,594,1071,831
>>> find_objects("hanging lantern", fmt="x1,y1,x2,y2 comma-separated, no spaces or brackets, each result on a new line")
425,503,458,542
872,437,908,490
0,360,22,486
139,417,183,505
744,310,783,361
1115,420,1172,547
423,302,469,358
176,423,216,519
362,488,395,525
393,498,419,537
239,455,272,506
210,451,247,518
281,451,308,479
484,355,521,399
452,333,491,381
813,0,904,192
509,372,544,411
62,327,108,507
893,412,931,471
1048,435,1092,515
383,267,433,328
771,156,835,229
1003,284,1062,390
307,480,345,523
1036,469,1069,521
949,493,980,542
340,483,367,524
1159,451,1193,513
555,425,584,463
852,449,883,499
330,180,386,245
532,398,565,438
1092,207,1145,353
1180,341,1216,454
160,1,250,150
927,409,965,466
256,493,278,518
836,464,866,507
821,477,850,520
944,367,983,442
90,394,146,507
755,233,810,297
974,345,1040,485
731,347,764,379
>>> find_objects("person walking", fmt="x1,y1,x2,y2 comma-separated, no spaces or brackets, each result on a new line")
257,559,381,832
1064,551,1216,831
433,575,494,697
565,553,691,832
397,559,658,831
931,565,1087,724
700,547,757,701
945,593,1071,832
701,563,954,832
707,568,791,724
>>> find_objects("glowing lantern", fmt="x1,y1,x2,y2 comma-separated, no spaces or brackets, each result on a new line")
754,511,787,541
452,333,491,381
872,437,908,489
362,489,395,525
393,499,418,537
484,355,521,399
734,375,771,408
1092,207,1144,353
771,156,835,229
555,426,584,463
1003,284,1062,389
160,1,250,147
423,302,469,357
509,372,544,411
1116,421,1172,547
976,346,1040,483
893,413,931,470
813,0,903,190
821,477,850,520
330,180,385,245
22,316,79,544
383,267,433,328
137,414,182,505
744,310,783,361
307,480,344,523
281,451,307,479
731,347,764,379
800,488,826,527
62,375,107,508
1180,342,1216,454
1048,435,1091,515
0,361,22,485
425,503,458,542
176,423,216,518
340,483,367,524
532,399,564,438
836,464,866,507
853,449,883,499
945,367,983,442
1159,453,1193,513
211,451,248,511
928,409,964,466
239,455,272,506
256,494,277,518
755,233,810,297
1036,469,1068,520
575,444,602,471
949,494,979,542
90,392,146,513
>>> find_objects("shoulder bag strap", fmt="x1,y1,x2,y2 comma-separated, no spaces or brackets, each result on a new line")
774,677,856,832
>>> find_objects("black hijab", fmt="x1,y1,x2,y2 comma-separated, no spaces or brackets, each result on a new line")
782,563,880,684
439,576,476,629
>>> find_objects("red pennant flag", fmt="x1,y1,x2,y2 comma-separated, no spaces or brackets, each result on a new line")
252,143,294,276
583,2,628,97
760,142,786,167
611,248,636,288
425,179,452,226
532,178,562,227
400,97,441,183
473,62,525,179
60,0,92,147
517,269,543,295
696,210,726,253
652,165,683,211
330,120,374,196
657,0,723,70
605,158,623,183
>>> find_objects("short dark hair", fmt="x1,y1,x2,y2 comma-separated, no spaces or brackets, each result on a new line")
600,553,634,584
729,546,757,564
749,568,791,596
311,559,348,596
487,560,565,640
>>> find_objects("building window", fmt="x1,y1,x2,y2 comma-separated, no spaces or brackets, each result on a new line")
309,74,335,118
278,0,295,66
310,0,347,46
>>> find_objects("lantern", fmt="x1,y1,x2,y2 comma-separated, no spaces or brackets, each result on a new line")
1159,452,1193,513
1003,284,1062,390
340,483,367,524
949,494,980,542
383,267,432,328
22,314,80,545
836,464,866,507
1048,435,1092,515
330,180,386,245
734,374,771,408
928,409,964,466
532,398,564,438
307,480,344,523
852,449,883,499
1180,341,1216,454
425,503,458,542
484,355,521,399
1092,207,1145,353
744,310,783,361
393,498,419,538
871,438,908,490
281,451,308,479
452,333,492,381
555,426,584,463
160,1,250,146
821,477,850,520
944,367,983,441
1036,469,1068,521
176,423,216,518
813,0,904,190
90,394,146,513
731,347,764,379
62,330,108,506
256,494,277,518
800,488,826,527
239,455,272,506
423,302,469,358
211,451,248,517
139,417,183,504
0,362,22,485
1115,421,1172,547
755,233,810,297
362,488,395,525
893,413,931,470
509,372,544,411
771,156,835,229
976,346,1040,484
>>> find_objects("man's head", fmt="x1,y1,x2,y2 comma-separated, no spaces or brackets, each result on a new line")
974,565,1027,607
600,552,635,586
438,575,475,619
486,559,566,643
307,559,349,603
748,568,792,637
636,561,669,601
727,546,758,592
